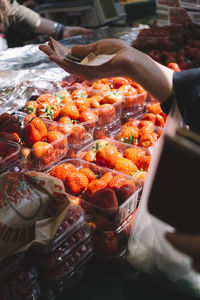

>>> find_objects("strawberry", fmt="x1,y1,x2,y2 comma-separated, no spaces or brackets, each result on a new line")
88,188,118,213
37,102,61,120
50,163,76,181
0,132,20,143
0,113,21,135
138,123,154,138
99,172,113,185
136,155,151,171
58,116,72,125
107,175,136,204
81,150,96,163
32,141,55,167
133,170,147,181
155,114,165,127
102,90,123,104
47,130,67,157
90,82,110,96
167,62,181,72
146,102,162,115
56,89,72,103
22,117,47,146
24,113,35,125
82,178,107,200
78,110,97,124
74,98,90,113
139,132,158,148
112,77,129,89
96,144,119,169
119,126,139,142
141,113,156,124
68,124,86,145
92,231,118,257
64,171,89,194
24,100,38,114
97,104,115,126
60,102,79,119
119,84,137,97
36,94,58,105
79,168,95,182
114,157,138,175
71,89,87,99
124,147,146,166
89,95,102,108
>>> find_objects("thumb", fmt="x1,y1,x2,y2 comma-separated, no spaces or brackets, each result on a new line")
71,42,97,58
166,232,200,257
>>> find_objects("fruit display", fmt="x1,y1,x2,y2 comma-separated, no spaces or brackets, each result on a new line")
0,112,69,170
132,23,200,70
0,138,20,172
48,158,140,260
77,139,151,181
31,203,93,298
48,158,141,227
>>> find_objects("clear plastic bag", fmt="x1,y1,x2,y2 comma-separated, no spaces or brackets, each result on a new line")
125,100,200,297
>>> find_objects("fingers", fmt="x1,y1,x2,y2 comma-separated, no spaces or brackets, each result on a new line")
39,44,55,56
71,42,97,58
166,232,200,257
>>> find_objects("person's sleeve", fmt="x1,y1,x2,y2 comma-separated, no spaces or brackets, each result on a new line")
9,0,40,33
161,68,200,133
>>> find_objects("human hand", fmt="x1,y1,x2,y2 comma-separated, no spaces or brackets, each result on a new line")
63,26,93,38
39,38,135,80
166,232,200,272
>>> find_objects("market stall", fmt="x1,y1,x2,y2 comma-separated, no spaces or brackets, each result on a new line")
0,22,199,300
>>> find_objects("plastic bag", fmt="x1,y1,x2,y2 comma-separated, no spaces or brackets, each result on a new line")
125,99,200,297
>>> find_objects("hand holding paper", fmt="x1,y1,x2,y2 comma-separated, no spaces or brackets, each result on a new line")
39,38,134,81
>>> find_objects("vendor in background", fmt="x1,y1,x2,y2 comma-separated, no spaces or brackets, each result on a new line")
0,0,92,48
39,38,200,271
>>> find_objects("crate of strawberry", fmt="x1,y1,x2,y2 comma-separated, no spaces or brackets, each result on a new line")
48,159,141,260
82,77,147,122
77,139,151,184
48,158,141,227
0,112,69,171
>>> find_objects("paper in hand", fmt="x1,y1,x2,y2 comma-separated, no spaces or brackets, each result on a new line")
50,37,115,66
50,37,69,58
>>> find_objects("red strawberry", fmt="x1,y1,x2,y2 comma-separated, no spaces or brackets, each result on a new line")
32,141,55,167
88,188,118,214
22,117,47,146
50,163,76,181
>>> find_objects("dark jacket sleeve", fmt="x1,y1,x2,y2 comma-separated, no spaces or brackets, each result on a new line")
161,68,200,134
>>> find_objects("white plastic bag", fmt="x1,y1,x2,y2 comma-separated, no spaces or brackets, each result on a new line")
126,100,200,297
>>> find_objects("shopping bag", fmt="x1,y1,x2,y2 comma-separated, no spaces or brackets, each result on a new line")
125,99,200,297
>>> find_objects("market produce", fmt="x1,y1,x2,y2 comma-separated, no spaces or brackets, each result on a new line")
77,139,151,180
132,23,200,70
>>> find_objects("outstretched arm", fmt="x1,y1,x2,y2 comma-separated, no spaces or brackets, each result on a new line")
39,38,174,102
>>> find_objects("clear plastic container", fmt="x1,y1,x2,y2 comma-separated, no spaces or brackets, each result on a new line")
0,138,20,172
31,203,85,254
122,91,147,120
40,240,93,283
35,223,91,270
92,211,136,259
48,158,141,228
14,112,69,171
93,119,121,140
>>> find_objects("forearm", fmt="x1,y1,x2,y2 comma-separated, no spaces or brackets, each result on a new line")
33,17,53,35
127,47,174,102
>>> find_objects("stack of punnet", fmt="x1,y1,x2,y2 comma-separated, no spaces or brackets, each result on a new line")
48,158,141,263
0,170,93,299
31,203,93,299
